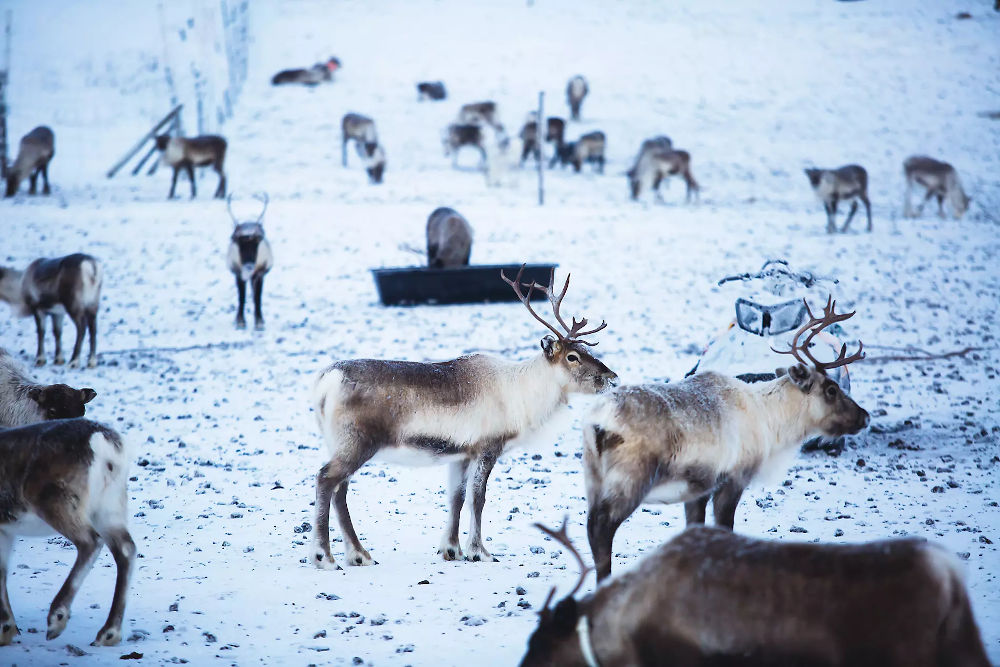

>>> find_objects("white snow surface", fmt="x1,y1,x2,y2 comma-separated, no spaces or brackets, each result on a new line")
1,0,999,664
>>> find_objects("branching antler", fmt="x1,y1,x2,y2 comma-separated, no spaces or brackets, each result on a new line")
533,517,592,614
226,192,270,225
772,295,865,373
501,265,607,346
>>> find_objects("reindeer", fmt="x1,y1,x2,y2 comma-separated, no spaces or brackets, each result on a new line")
359,143,386,184
903,155,970,220
584,297,868,581
271,56,340,85
443,123,495,168
417,81,447,101
626,135,672,177
426,207,472,268
520,117,568,167
0,255,102,369
629,147,699,203
341,113,378,168
554,131,606,174
4,126,55,198
309,266,618,568
0,348,96,427
0,418,135,647
566,75,589,121
520,521,990,667
226,193,273,330
804,165,872,233
458,101,500,128
154,134,227,199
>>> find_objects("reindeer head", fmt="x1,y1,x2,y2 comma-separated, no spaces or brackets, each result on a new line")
502,266,618,394
520,519,592,667
773,296,870,437
804,168,824,188
228,193,269,281
27,385,97,420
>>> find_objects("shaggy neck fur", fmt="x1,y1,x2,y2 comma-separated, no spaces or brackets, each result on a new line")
747,376,820,460
0,353,43,427
485,352,569,438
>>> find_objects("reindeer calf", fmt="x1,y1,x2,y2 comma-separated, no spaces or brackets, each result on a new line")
426,207,472,268
585,298,868,580
341,113,378,168
0,255,102,369
154,134,227,199
903,155,970,220
520,523,990,667
5,126,55,198
0,348,96,427
629,147,698,203
805,165,872,233
554,131,606,174
0,419,135,647
566,75,589,121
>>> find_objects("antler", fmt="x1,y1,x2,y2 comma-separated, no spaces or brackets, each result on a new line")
501,265,607,345
533,517,592,614
253,192,269,223
772,295,865,373
226,193,239,225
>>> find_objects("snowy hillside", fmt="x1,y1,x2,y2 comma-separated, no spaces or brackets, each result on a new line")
1,0,998,665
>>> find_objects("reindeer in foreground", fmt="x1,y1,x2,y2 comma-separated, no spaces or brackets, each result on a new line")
804,165,872,233
426,207,472,268
310,266,617,568
554,131,606,174
154,134,227,199
0,348,96,427
271,56,340,85
629,147,699,203
0,419,135,647
341,113,378,168
4,126,55,198
520,521,990,667
566,75,589,121
417,81,447,101
903,155,970,220
0,255,103,368
584,297,868,581
226,193,273,330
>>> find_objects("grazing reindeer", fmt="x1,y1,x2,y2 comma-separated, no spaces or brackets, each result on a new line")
358,142,386,184
554,131,606,174
0,419,135,647
4,126,55,198
458,101,501,128
426,207,472,268
154,134,227,199
629,147,698,203
804,165,872,233
566,75,589,121
520,117,567,167
584,297,868,581
417,81,447,101
226,193,273,330
341,113,378,168
903,155,970,220
519,521,990,667
310,266,618,568
0,255,102,369
0,347,96,427
626,135,672,177
271,56,340,85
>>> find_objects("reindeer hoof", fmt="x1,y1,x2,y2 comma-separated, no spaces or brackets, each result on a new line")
68,358,81,369
254,321,265,331
437,543,463,561
54,355,65,365
464,544,496,562
46,607,69,640
0,621,19,645
312,548,341,571
345,547,374,567
35,357,46,367
91,625,121,646
235,319,247,330
88,357,98,369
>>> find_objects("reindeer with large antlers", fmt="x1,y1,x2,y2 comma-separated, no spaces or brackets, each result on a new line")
582,296,870,581
309,266,617,568
225,193,273,330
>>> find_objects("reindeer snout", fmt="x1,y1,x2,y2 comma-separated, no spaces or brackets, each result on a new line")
859,410,871,430
603,371,619,389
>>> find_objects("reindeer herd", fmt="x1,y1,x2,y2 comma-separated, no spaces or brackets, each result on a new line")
0,60,990,666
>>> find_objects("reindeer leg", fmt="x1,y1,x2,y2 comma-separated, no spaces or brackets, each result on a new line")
0,532,18,646
916,188,934,217
67,313,87,369
86,310,98,368
684,497,709,525
314,450,376,569
936,193,946,219
51,313,65,365
903,179,915,218
214,163,226,199
185,163,196,199
235,276,247,329
41,162,51,195
587,494,641,583
862,194,872,232
826,197,838,233
168,167,179,199
438,459,471,561
33,311,46,366
251,274,265,330
28,169,38,195
341,137,348,167
43,522,102,641
464,447,500,562
841,200,858,233
92,527,135,646
332,477,376,566
711,479,746,530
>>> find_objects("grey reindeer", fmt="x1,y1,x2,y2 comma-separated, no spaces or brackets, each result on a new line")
804,164,872,233
225,193,273,330
4,126,55,198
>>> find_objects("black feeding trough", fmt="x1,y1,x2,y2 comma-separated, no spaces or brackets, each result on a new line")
371,263,557,306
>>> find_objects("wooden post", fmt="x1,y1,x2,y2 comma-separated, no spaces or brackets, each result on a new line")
537,91,544,206
106,104,182,178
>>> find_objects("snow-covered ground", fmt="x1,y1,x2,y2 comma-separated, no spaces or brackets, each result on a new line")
2,0,998,664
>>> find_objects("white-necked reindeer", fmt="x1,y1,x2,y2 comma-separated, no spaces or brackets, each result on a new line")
519,521,990,667
903,155,970,220
0,347,96,427
566,76,589,121
0,254,103,369
154,134,227,199
226,193,273,330
0,419,135,647
310,266,618,568
584,297,869,581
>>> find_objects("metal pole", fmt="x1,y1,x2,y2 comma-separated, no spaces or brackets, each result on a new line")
537,91,544,206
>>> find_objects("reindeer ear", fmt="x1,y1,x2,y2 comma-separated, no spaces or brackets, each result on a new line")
27,386,43,403
552,597,578,633
80,388,97,404
541,335,562,360
786,364,814,392
774,367,788,378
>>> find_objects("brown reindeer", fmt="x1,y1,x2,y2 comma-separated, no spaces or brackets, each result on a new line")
309,266,617,568
341,113,378,168
584,297,868,581
520,117,567,166
0,419,135,647
629,147,699,203
554,131,606,174
903,156,970,220
4,126,55,198
426,207,472,268
271,56,340,85
0,347,96,427
519,521,990,667
0,254,103,369
154,134,227,199
458,101,501,128
805,165,872,233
